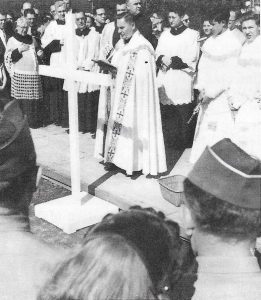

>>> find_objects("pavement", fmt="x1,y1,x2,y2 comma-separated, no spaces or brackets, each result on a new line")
31,125,194,229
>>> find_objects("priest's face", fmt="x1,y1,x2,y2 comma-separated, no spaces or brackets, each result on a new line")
168,12,183,28
126,0,142,16
117,18,135,41
75,12,86,30
25,13,36,28
242,19,260,42
95,8,106,25
57,5,66,21
203,20,213,36
0,14,6,31
211,20,226,37
86,16,93,29
116,4,127,16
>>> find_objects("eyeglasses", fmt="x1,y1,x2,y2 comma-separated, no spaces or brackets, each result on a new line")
183,18,190,22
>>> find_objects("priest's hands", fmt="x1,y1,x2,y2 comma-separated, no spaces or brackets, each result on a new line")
18,43,30,53
161,56,172,71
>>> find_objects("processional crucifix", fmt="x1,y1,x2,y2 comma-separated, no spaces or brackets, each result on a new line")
35,12,119,234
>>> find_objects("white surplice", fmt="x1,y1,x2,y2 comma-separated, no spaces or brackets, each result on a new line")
41,20,66,66
229,35,261,160
63,27,100,93
156,28,199,105
190,29,242,163
95,31,167,175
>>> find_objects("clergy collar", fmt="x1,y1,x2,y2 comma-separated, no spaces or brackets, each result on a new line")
170,24,187,36
13,32,32,44
197,256,260,274
76,27,90,37
56,19,65,25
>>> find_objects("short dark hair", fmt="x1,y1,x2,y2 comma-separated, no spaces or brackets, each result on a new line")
241,12,260,26
167,3,186,17
184,178,261,241
116,12,135,24
0,11,6,16
24,8,35,17
211,8,230,24
94,3,106,14
116,0,126,5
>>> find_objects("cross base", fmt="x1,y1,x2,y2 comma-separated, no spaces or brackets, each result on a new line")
34,193,119,234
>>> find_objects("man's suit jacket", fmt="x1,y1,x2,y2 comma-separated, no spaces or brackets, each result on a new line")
0,30,7,65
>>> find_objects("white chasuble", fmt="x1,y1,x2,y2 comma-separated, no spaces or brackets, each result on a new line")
190,30,242,163
95,31,166,176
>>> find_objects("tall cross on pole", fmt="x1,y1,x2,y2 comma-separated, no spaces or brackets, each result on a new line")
35,12,119,234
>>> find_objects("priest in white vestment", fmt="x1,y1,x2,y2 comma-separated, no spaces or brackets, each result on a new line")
156,4,200,149
41,1,67,126
95,13,166,176
190,9,242,163
228,15,261,160
63,11,100,133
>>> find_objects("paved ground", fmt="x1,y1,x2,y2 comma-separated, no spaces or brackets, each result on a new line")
31,125,193,234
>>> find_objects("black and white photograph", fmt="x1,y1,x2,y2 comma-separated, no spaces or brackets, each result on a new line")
0,0,260,299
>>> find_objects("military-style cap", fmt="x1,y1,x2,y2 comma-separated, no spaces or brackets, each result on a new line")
0,100,36,182
187,139,261,209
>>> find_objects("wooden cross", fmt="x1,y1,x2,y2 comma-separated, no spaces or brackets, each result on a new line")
35,12,119,234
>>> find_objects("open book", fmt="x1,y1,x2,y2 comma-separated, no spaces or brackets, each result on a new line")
92,59,117,73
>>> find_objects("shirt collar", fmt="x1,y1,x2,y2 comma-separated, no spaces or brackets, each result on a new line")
197,256,261,274
56,19,65,25
75,27,90,37
170,24,187,36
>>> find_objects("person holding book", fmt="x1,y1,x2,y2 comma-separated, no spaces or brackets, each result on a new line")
95,13,166,176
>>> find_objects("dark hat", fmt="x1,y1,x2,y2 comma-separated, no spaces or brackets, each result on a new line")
0,100,36,182
187,138,261,209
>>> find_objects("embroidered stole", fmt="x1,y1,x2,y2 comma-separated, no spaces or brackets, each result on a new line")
106,51,138,162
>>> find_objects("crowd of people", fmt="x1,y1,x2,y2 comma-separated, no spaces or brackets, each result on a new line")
0,0,260,177
0,92,261,300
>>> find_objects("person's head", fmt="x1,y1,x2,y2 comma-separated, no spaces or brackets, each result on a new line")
0,12,6,31
182,13,190,28
210,9,230,36
21,2,32,15
16,17,29,35
0,100,39,216
117,13,136,41
167,4,186,29
75,11,86,30
6,12,14,23
202,18,213,36
116,0,127,16
228,9,242,30
151,12,165,38
183,139,261,254
50,5,56,17
37,208,181,300
55,1,66,21
126,0,142,16
94,6,106,26
24,8,36,27
85,14,94,28
34,8,39,18
241,13,260,42
63,0,71,12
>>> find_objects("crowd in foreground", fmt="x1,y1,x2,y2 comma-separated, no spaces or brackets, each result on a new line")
0,0,260,177
0,96,261,300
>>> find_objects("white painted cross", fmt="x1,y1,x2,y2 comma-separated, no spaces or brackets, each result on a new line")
35,12,119,234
